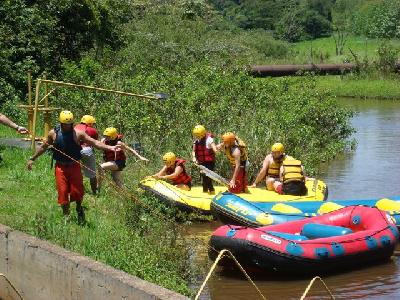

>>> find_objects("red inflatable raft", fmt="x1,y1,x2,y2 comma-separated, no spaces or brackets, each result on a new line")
209,206,399,274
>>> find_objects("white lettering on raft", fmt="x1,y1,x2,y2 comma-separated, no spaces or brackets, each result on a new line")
260,234,282,244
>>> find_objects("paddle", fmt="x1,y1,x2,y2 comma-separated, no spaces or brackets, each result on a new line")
192,162,229,186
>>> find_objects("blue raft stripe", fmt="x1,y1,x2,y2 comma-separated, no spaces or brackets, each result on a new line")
286,242,304,256
380,235,392,246
226,229,236,238
315,247,330,259
266,231,309,241
331,242,345,256
352,215,361,225
366,236,378,249
389,225,399,238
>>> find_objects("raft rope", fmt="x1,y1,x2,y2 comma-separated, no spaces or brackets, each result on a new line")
194,249,267,300
0,273,24,299
300,276,335,300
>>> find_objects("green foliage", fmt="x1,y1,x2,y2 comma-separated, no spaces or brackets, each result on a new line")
352,0,400,38
375,42,400,74
275,7,332,42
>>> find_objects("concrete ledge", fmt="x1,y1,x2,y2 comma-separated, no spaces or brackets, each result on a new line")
0,224,189,300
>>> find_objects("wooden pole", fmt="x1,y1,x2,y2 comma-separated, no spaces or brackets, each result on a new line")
27,72,34,135
43,75,51,138
40,79,159,100
31,80,41,152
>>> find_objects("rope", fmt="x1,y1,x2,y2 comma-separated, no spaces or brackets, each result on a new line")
300,276,335,300
194,249,267,300
0,273,24,299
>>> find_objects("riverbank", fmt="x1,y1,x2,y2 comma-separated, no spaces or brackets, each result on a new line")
0,131,199,296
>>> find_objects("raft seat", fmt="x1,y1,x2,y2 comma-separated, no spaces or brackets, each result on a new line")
266,231,309,241
301,223,353,239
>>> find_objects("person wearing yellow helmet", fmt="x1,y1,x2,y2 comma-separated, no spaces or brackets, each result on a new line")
27,110,121,223
99,127,149,188
151,152,192,190
192,125,218,194
216,132,249,194
75,115,99,194
251,142,296,192
0,113,28,134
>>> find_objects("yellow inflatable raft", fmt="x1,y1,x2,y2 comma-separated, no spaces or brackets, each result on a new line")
139,178,327,214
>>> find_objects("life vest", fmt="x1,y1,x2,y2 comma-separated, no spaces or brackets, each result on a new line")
282,159,305,184
103,135,126,162
225,138,248,167
52,125,82,163
194,133,215,163
267,154,293,178
166,159,192,185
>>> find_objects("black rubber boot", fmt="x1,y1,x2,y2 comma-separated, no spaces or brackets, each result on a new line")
61,204,70,216
76,202,85,224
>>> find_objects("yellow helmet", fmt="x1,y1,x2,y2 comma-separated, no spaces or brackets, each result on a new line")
80,115,96,125
103,127,118,140
222,132,236,144
59,110,74,124
271,143,285,153
192,125,206,139
163,152,176,166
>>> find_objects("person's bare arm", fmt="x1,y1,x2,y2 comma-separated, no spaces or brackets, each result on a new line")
121,142,149,161
210,141,218,154
151,166,168,179
160,165,183,180
78,131,117,152
192,143,197,163
229,149,241,188
251,155,270,186
27,130,54,169
0,113,28,134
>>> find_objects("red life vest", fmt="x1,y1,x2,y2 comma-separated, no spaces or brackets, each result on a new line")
194,133,215,163
166,159,192,185
103,135,126,162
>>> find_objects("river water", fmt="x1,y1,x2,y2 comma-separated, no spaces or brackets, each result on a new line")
191,98,400,299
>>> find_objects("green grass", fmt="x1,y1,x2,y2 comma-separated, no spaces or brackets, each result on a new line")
0,127,204,296
314,75,400,99
290,36,400,64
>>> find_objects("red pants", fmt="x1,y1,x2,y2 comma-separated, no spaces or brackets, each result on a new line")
55,162,84,205
229,167,248,194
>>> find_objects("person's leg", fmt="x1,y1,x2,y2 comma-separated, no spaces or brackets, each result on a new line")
203,162,215,193
81,149,97,194
68,163,85,223
266,177,276,191
55,164,70,216
176,184,191,191
111,170,123,188
99,161,120,189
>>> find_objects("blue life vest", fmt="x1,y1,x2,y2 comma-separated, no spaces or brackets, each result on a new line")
52,125,82,162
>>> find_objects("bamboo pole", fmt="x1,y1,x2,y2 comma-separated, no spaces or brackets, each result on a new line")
27,72,34,135
31,80,41,151
43,75,51,138
40,79,159,100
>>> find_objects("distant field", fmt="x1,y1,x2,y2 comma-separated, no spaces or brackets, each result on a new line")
291,36,400,64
